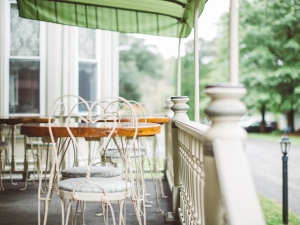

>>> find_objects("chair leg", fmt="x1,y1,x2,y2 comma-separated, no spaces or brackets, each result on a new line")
0,150,4,191
0,148,16,190
20,149,33,190
5,149,17,186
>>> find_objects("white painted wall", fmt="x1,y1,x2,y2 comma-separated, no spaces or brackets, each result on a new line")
0,0,4,115
0,0,119,116
0,0,119,167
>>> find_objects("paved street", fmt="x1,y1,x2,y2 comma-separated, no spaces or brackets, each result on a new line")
245,137,300,215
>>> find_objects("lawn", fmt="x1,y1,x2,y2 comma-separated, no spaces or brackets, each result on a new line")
248,132,300,146
259,194,300,225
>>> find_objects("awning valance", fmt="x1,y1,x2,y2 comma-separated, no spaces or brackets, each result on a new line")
16,0,206,38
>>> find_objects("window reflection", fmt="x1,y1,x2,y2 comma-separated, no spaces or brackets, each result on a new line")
78,62,97,112
9,60,40,113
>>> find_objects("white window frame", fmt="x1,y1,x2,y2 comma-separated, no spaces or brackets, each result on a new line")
69,28,101,112
4,0,46,116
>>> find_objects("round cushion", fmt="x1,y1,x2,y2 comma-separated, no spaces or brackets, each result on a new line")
62,166,122,178
59,177,131,193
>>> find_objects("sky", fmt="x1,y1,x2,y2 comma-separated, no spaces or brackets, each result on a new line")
133,0,230,58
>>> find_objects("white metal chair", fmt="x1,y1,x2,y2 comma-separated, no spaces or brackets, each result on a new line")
20,137,52,190
40,95,146,225
0,141,17,190
102,100,167,212
20,104,65,191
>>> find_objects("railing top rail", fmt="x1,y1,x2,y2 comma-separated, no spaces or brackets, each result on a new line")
175,120,209,142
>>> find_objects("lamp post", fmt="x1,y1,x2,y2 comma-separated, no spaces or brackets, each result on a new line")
279,133,291,225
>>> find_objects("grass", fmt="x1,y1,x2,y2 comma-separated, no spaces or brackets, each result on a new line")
248,132,300,146
259,194,300,225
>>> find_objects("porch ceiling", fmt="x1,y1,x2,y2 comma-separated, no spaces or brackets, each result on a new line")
16,0,207,38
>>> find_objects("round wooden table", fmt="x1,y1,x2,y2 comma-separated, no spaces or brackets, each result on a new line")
20,122,161,138
94,117,169,125
0,116,54,172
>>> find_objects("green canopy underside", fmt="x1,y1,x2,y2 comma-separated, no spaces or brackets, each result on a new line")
17,0,206,38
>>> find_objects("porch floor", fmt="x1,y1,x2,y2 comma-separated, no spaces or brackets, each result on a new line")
0,178,173,225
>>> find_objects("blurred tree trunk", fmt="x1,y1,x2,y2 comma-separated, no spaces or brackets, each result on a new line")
260,103,266,133
287,110,295,132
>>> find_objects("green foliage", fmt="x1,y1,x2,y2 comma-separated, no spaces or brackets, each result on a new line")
248,132,300,146
119,34,164,102
259,194,300,225
180,38,221,121
238,0,300,130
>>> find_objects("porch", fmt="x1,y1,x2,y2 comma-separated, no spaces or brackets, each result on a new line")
0,86,267,225
0,179,172,225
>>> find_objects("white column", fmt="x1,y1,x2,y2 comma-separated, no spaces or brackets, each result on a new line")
229,0,239,84
194,0,200,123
0,0,4,115
177,24,185,97
100,31,119,98
177,38,181,96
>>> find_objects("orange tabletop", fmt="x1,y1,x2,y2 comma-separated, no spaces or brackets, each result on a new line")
95,117,169,124
20,122,161,138
0,116,54,125
138,117,169,124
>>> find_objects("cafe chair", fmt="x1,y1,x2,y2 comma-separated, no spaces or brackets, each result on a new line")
46,99,123,181
20,137,52,191
21,104,65,191
0,141,17,190
40,95,146,225
130,101,168,212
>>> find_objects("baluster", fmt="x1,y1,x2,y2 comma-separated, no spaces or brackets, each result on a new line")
165,99,173,179
165,96,189,223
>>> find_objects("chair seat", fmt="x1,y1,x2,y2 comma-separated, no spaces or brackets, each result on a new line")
104,148,146,159
59,177,132,193
62,166,122,178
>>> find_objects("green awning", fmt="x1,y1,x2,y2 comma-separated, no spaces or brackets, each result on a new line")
16,0,207,38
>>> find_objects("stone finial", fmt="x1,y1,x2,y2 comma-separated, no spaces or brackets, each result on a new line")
171,96,190,123
204,84,247,141
165,99,174,118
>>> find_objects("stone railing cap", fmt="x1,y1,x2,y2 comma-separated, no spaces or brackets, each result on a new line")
171,96,189,99
205,83,244,89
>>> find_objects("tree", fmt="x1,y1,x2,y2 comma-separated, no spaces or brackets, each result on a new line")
181,38,219,121
119,34,175,113
238,0,300,132
119,34,164,102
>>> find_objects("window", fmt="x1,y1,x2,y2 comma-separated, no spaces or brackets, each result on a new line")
9,3,41,114
78,27,97,111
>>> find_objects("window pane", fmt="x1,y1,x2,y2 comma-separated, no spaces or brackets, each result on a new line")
78,63,97,111
10,4,40,56
78,28,96,59
9,60,40,113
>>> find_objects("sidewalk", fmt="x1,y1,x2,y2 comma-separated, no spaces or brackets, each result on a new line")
245,138,300,215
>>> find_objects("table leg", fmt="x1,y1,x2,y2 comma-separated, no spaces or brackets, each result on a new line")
11,125,16,172
0,124,4,141
23,135,28,180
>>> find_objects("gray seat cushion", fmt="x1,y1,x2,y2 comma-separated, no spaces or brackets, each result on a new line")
104,148,146,159
59,177,131,193
62,166,122,178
